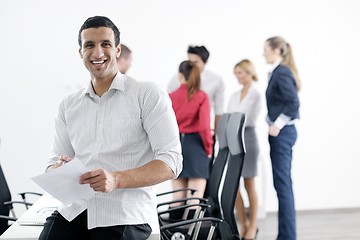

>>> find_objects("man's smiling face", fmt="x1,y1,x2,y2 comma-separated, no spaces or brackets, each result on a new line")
79,27,120,80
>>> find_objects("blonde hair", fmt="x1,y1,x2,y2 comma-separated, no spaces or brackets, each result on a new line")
234,59,258,81
266,36,301,91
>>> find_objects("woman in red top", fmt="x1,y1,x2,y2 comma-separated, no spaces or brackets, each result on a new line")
169,60,213,218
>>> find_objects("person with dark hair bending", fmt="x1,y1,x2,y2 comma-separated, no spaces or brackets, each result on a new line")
39,16,182,240
169,60,213,218
263,36,301,240
167,45,225,136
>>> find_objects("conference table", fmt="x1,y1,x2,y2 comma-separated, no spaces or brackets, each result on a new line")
0,194,160,240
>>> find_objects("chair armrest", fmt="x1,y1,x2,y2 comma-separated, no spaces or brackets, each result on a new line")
158,203,211,217
161,217,223,230
0,215,17,222
4,200,33,210
157,197,208,208
156,188,197,197
18,192,42,201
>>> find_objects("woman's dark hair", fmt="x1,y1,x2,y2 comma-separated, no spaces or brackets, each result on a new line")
187,46,210,63
78,16,120,47
179,60,201,99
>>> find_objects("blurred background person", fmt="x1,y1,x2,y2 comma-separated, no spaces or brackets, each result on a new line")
117,44,132,74
168,60,213,219
227,59,261,240
167,46,225,160
263,36,301,240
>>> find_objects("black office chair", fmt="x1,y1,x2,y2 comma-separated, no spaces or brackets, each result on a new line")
157,113,231,226
0,164,41,235
160,112,246,240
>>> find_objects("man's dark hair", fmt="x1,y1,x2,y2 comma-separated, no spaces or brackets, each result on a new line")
78,16,120,47
187,45,210,63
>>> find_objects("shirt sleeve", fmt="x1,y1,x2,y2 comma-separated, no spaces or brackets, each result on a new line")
140,83,183,177
277,69,300,118
48,97,75,169
226,92,238,113
245,89,262,127
198,94,213,156
167,74,180,93
214,77,225,115
274,113,291,130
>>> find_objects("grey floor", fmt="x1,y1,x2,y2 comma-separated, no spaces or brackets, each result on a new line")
242,208,360,240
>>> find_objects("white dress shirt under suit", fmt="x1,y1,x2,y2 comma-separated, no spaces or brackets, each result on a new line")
48,72,183,231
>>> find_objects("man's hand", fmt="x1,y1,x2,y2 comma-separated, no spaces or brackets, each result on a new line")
269,124,280,137
80,169,118,193
46,155,72,172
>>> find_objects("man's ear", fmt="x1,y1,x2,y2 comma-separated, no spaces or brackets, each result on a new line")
79,48,83,58
116,45,121,58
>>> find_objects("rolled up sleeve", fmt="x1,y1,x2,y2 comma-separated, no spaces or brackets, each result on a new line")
140,83,183,177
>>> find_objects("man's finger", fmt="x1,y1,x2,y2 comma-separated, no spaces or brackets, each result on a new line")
80,169,106,184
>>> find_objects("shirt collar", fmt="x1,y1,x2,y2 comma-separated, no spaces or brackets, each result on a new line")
81,71,126,98
269,59,282,73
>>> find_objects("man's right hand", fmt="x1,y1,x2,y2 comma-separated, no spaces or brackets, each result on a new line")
46,155,73,171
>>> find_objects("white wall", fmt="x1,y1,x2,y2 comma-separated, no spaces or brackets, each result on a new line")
1,0,360,213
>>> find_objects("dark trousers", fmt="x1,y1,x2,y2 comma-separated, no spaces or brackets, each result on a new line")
269,125,297,240
39,210,152,240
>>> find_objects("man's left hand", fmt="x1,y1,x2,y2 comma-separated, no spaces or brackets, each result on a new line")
80,169,118,192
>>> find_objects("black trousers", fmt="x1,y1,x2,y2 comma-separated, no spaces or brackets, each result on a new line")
39,210,152,240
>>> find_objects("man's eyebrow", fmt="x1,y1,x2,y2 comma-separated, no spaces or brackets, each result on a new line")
83,40,112,45
83,40,94,45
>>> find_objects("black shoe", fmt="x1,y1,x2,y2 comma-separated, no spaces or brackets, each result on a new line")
243,228,259,240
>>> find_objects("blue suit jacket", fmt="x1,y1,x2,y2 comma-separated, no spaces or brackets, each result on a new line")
266,64,300,122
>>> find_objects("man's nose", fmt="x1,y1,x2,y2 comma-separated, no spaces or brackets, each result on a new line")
93,45,104,58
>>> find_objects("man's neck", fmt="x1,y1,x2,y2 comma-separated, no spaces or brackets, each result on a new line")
92,73,117,97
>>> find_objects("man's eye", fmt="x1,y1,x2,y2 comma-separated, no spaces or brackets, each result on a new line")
103,43,111,47
84,44,94,48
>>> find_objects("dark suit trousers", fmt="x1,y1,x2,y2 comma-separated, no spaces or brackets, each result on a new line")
39,210,151,240
269,125,297,240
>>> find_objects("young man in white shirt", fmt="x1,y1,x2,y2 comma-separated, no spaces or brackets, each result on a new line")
39,16,182,240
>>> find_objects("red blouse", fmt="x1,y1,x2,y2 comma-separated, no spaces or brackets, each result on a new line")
169,84,213,156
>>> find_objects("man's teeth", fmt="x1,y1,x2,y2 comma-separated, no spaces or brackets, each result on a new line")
92,60,105,64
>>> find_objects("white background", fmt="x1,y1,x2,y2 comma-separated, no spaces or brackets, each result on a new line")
0,0,360,214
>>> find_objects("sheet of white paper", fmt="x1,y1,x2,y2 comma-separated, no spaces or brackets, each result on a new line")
32,158,95,205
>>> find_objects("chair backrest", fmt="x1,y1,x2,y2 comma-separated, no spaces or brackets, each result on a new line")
0,164,12,234
204,113,230,217
218,112,246,239
159,112,246,240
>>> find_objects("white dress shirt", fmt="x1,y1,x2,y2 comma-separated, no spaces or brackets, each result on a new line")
227,83,261,127
48,72,182,230
167,69,225,128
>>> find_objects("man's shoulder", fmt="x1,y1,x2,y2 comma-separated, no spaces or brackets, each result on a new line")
61,87,86,103
202,69,224,90
125,76,160,92
124,77,164,102
203,69,223,81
